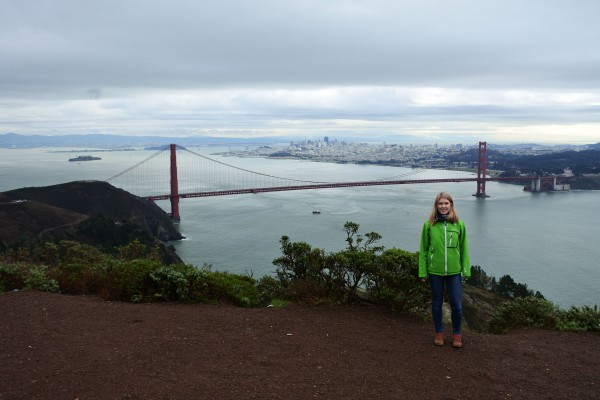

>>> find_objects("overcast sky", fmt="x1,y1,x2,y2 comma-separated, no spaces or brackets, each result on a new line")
1,0,599,144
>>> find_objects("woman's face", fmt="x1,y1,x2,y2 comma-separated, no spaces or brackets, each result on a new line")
437,198,452,215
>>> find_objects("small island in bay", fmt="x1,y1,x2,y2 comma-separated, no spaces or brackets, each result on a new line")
68,155,102,162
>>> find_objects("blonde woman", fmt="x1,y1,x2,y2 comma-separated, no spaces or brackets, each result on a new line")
419,192,470,348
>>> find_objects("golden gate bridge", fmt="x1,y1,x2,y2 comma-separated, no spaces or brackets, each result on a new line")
105,142,539,221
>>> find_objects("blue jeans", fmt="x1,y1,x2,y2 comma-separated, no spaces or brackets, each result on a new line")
429,274,463,335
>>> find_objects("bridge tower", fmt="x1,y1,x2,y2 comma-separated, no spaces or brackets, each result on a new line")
474,141,489,198
169,144,181,221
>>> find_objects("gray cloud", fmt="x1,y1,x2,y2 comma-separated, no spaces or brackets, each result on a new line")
1,0,600,143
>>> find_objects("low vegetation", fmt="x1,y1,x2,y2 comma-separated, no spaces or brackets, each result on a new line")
1,222,598,334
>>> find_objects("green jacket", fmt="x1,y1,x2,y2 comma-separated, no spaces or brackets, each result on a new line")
419,219,470,278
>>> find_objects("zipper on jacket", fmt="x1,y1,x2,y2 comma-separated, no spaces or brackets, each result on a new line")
444,222,448,275
444,221,448,275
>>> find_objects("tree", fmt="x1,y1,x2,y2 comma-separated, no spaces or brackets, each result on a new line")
272,222,386,303
343,221,383,253
495,275,517,299
339,222,383,301
466,265,493,290
272,235,328,301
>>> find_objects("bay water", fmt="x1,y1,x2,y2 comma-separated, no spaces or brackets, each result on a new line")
1,147,598,308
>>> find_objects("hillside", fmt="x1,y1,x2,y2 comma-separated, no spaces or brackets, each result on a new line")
2,181,182,241
0,197,88,245
0,181,183,262
571,174,600,190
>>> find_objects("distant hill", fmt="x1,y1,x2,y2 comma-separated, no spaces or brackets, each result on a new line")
2,132,427,149
0,181,183,261
494,149,600,175
447,147,600,176
0,133,284,149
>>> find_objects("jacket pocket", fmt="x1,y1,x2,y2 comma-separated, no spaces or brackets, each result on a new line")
429,249,434,267
446,228,459,248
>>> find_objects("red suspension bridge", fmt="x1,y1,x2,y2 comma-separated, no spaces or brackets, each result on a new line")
105,142,561,221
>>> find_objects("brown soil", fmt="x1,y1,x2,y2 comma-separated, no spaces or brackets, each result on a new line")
1,291,598,400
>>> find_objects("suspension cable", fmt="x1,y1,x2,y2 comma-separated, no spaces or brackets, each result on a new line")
105,146,168,182
179,146,331,184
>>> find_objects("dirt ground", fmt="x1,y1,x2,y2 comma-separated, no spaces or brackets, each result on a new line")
1,290,598,400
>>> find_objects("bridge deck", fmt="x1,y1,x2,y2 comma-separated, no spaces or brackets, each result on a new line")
146,176,536,200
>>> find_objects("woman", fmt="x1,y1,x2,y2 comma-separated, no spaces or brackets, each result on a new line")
419,192,470,348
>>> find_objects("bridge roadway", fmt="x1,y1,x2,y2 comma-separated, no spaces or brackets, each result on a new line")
145,176,535,200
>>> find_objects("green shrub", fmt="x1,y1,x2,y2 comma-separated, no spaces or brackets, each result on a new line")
0,262,58,293
113,261,199,303
0,262,22,292
0,247,31,264
272,222,386,304
557,305,600,333
36,241,112,296
187,268,261,307
273,236,326,286
3,228,597,330
116,239,150,261
23,264,59,293
43,241,107,265
272,235,332,302
84,260,121,299
148,266,189,301
52,262,91,294
366,248,429,315
284,277,332,304
256,275,286,306
114,259,165,301
488,296,560,334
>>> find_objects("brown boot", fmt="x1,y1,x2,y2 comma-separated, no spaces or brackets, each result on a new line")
452,334,463,348
434,332,444,346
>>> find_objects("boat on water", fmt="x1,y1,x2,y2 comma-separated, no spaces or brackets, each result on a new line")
312,210,321,214
69,155,102,162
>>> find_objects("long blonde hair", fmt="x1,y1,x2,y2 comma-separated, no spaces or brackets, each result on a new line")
428,192,459,225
